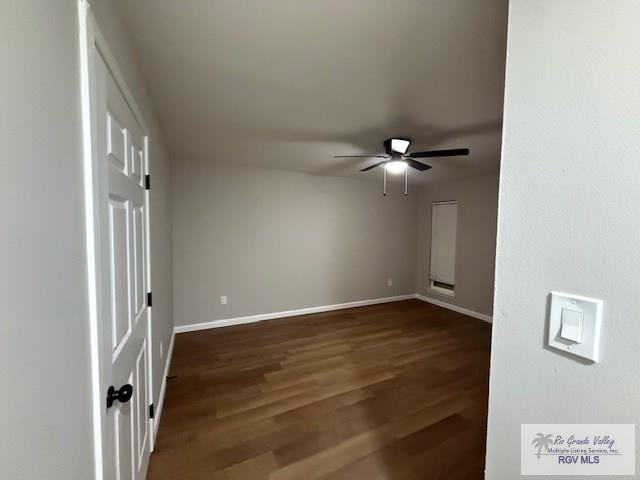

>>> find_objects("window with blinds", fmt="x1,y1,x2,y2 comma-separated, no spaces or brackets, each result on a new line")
429,201,458,296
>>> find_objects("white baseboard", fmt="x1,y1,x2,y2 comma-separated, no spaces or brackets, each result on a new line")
173,293,491,336
153,329,175,445
414,293,493,323
174,294,416,334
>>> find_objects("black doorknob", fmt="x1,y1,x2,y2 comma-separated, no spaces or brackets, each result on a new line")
106,384,134,409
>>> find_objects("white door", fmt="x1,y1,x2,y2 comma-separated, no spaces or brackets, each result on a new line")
93,50,151,480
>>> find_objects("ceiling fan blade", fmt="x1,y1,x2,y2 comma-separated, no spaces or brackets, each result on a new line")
360,161,387,172
333,155,389,158
407,159,432,171
409,148,470,158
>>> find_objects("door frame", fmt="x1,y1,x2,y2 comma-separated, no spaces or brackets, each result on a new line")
78,2,155,478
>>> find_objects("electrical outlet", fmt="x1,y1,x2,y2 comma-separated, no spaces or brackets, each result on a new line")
387,278,393,287
160,341,164,359
221,295,228,305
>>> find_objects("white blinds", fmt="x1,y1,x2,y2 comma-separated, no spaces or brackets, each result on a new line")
429,202,458,284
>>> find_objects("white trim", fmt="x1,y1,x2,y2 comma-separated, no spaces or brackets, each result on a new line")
173,294,492,334
143,131,155,454
429,201,459,288
414,294,493,323
174,295,415,333
78,3,104,478
152,330,175,446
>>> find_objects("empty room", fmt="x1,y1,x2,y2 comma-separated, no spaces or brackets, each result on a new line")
3,1,640,479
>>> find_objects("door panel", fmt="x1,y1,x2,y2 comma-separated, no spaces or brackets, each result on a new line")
109,197,131,353
134,340,149,468
107,113,127,174
131,141,144,186
114,372,134,480
132,205,145,323
94,48,151,480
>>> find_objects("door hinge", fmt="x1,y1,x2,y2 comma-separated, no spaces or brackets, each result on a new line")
147,292,153,307
144,174,151,190
149,403,155,419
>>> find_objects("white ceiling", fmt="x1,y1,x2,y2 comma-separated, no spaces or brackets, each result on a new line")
118,0,508,183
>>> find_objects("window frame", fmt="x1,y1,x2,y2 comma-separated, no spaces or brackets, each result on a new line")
428,200,458,298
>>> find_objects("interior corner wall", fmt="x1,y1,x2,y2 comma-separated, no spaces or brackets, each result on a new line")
91,2,174,411
414,175,499,317
172,161,418,327
486,1,640,478
0,1,93,478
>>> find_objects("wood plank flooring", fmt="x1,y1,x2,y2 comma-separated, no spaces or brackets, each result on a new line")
148,299,492,480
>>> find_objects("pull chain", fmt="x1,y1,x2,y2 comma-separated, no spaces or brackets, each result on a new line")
383,166,387,196
404,167,408,196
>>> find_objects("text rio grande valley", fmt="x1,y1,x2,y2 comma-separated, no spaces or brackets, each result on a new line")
547,435,620,464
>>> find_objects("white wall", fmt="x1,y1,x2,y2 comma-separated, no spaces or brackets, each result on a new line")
91,1,174,407
0,3,173,478
415,175,499,316
486,1,640,478
173,161,418,326
0,1,93,478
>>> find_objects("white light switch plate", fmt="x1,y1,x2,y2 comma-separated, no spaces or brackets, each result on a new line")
548,291,603,362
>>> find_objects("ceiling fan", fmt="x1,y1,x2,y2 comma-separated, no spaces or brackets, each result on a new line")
334,138,469,196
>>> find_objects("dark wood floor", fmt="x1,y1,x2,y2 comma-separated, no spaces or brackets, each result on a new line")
148,299,491,480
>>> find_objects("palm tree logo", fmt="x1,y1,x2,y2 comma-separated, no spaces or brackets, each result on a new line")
532,433,554,459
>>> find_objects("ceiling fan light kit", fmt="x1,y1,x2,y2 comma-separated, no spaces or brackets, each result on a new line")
382,159,409,197
333,138,470,196
385,160,408,174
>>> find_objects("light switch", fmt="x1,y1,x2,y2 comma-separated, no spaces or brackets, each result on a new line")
548,291,603,362
560,308,583,343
